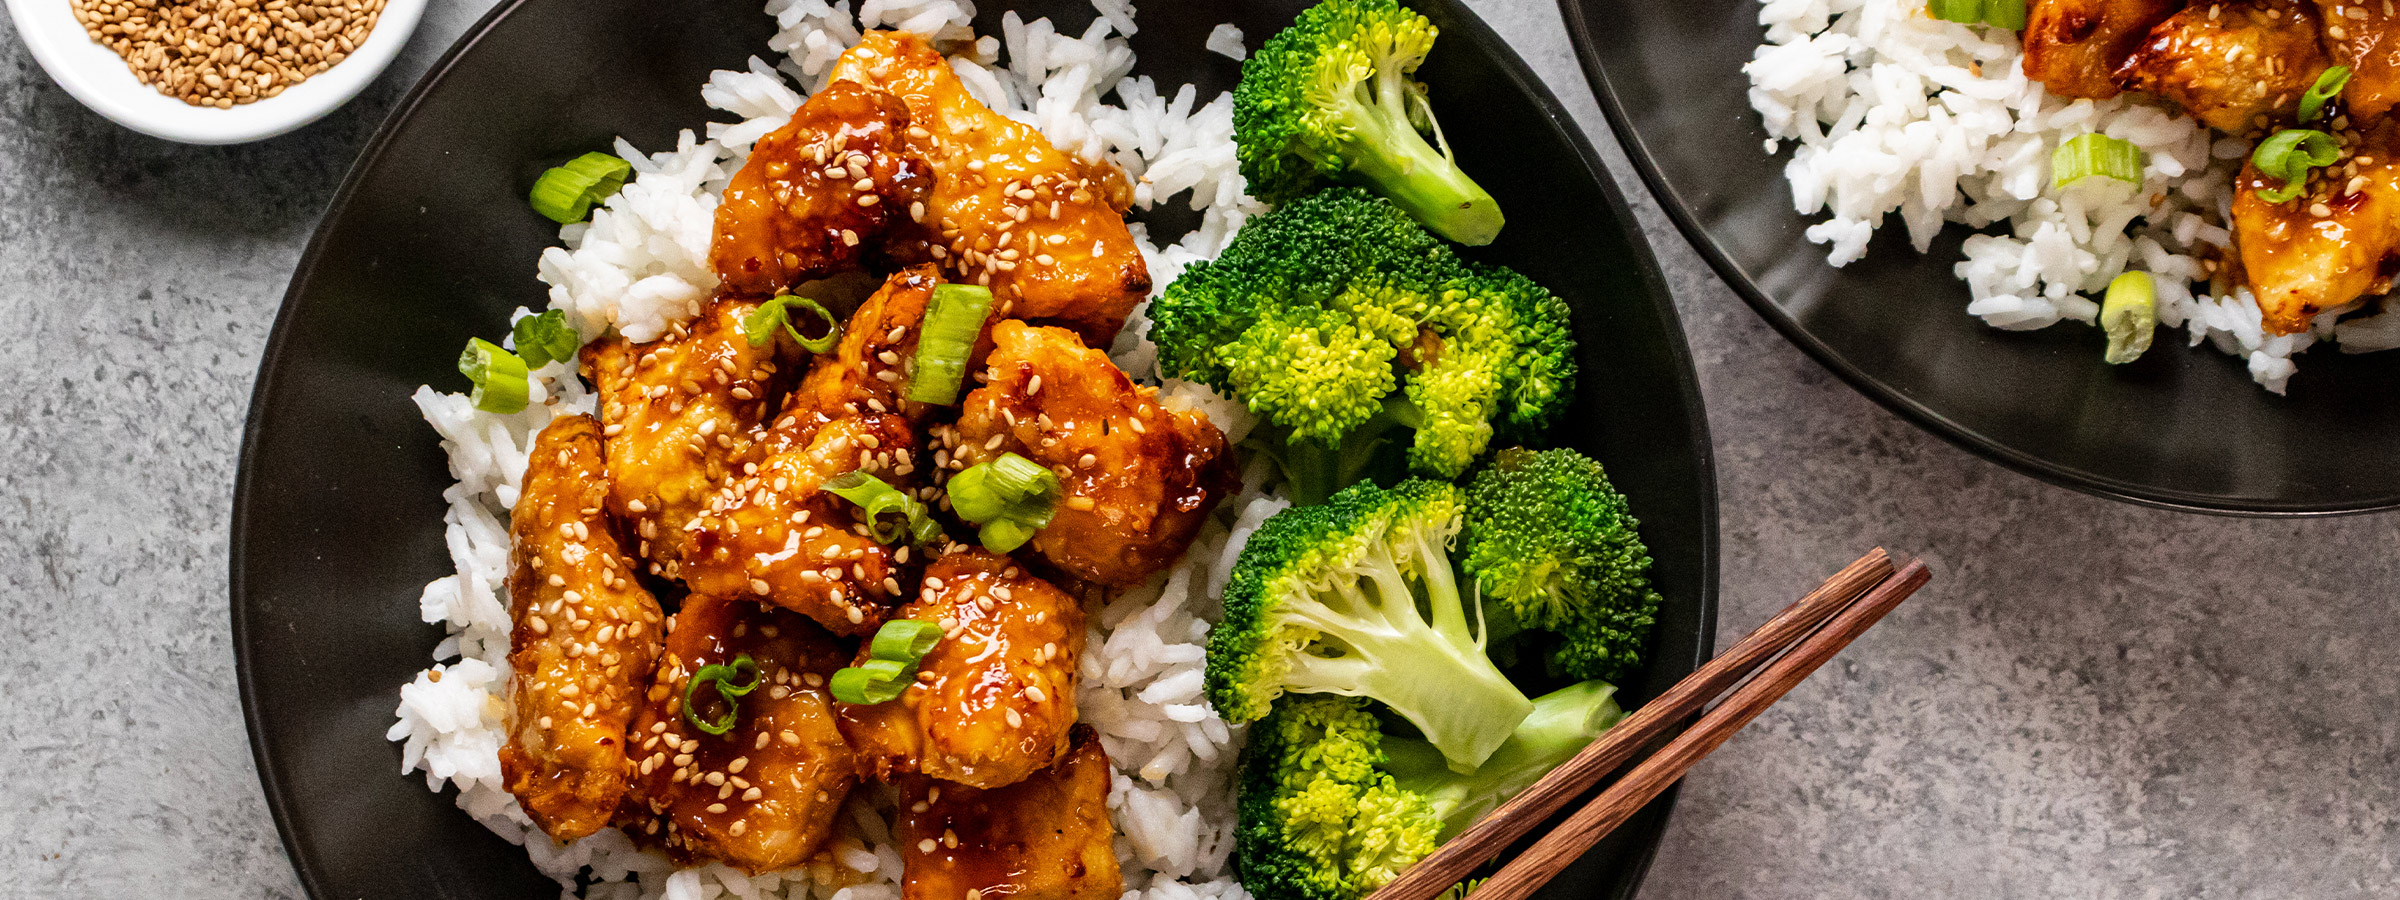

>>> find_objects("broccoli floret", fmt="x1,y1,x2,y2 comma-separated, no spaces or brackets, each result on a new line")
1234,0,1504,245
1206,479,1533,769
1462,448,1662,684
1233,683,1625,900
1149,189,1577,504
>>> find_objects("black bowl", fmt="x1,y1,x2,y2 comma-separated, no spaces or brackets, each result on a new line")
1561,0,2400,515
231,1,1719,897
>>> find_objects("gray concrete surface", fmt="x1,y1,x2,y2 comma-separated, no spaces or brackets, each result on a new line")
3,0,2396,897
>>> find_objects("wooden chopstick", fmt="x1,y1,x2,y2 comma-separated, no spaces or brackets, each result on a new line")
1464,558,1933,900
1366,548,1898,900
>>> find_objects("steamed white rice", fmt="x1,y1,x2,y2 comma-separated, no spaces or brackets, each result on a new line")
1744,0,2400,393
388,3,1277,898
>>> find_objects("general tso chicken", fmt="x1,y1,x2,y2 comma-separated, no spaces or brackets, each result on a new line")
493,28,1235,885
2024,0,2400,334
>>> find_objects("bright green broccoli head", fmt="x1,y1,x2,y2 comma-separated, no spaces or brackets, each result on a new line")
1234,0,1503,244
1462,448,1661,683
1233,694,1441,900
1206,478,1533,769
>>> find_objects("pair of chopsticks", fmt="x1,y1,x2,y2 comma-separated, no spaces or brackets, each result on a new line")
1369,548,1931,900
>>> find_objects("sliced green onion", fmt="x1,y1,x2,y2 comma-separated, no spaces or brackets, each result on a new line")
529,152,634,224
906,284,996,405
511,309,580,370
2053,133,2144,189
978,518,1041,554
868,618,941,665
947,452,1062,553
823,469,935,546
1980,0,2025,28
743,294,841,354
681,653,762,736
1926,0,1983,22
2300,66,2352,122
2252,128,2341,202
2099,271,2157,365
458,337,531,414
830,658,913,705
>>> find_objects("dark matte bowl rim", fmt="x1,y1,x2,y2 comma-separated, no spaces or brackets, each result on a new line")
231,1,1723,896
1555,0,2400,518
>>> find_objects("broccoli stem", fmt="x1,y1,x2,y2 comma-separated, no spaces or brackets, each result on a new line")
1385,680,1625,840
1263,396,1421,506
1341,66,1504,246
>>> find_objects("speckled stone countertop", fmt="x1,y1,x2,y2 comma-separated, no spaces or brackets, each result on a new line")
4,1,2397,897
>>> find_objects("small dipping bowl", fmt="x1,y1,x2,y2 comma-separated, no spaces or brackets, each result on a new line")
4,0,427,144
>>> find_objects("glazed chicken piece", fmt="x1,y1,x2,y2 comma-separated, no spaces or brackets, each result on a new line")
583,296,802,581
837,550,1086,790
946,320,1236,589
828,31,1151,347
2309,0,2400,119
895,727,1121,900
625,594,859,873
2232,120,2400,333
2024,0,2186,99
498,414,666,842
678,413,922,637
711,79,936,297
786,265,978,424
2116,0,2329,133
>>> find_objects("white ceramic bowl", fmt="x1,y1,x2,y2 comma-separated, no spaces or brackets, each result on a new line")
4,0,426,144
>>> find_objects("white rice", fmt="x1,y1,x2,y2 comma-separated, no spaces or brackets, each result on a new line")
1742,0,2400,393
389,3,1274,898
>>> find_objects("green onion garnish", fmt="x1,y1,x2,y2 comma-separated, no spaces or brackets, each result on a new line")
2099,271,2157,365
2252,128,2340,202
2052,133,2144,189
1926,0,1983,22
742,294,841,354
458,337,531,414
1980,0,2025,28
822,470,937,546
869,618,942,663
529,152,634,224
2300,66,2352,122
681,653,762,736
906,284,997,406
511,309,580,370
946,452,1062,553
830,658,913,705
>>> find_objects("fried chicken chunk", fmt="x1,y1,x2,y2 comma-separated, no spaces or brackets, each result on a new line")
499,414,666,842
2233,120,2400,333
838,550,1086,790
896,727,1121,900
2024,0,2185,99
712,80,936,297
584,296,803,581
787,265,980,424
2117,0,2328,133
947,320,1236,588
829,31,1151,347
625,594,858,873
2311,0,2400,119
678,413,920,636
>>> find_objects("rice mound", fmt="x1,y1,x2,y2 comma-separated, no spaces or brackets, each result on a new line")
1742,0,2400,393
387,3,1278,898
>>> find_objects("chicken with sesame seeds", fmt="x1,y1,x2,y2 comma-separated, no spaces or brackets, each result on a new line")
499,414,666,843
583,295,804,582
625,594,859,874
2309,0,2400,119
895,727,1122,900
2116,0,2330,133
787,265,976,423
678,412,922,637
837,550,1087,790
827,31,1153,348
2022,0,2186,99
712,79,937,297
947,320,1238,589
2232,119,2400,333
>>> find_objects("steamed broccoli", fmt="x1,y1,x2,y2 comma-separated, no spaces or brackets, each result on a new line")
1234,0,1504,245
1205,479,1533,769
1233,683,1624,900
1149,189,1576,504
1462,448,1662,683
